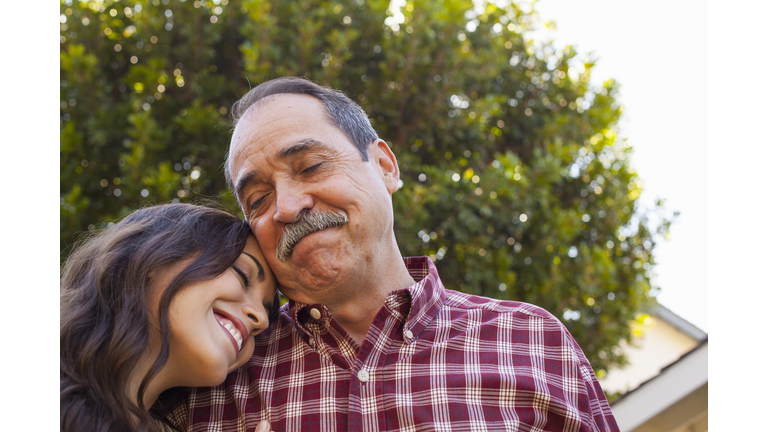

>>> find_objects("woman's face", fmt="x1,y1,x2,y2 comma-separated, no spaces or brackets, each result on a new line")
151,235,277,388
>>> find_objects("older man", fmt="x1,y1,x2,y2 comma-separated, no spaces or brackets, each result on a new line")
166,77,618,431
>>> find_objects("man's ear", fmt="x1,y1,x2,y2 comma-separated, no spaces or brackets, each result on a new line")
370,139,400,195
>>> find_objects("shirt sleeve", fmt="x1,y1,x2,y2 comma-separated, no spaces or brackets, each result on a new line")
564,330,620,431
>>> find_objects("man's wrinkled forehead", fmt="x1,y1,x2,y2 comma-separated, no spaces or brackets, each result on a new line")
230,93,329,165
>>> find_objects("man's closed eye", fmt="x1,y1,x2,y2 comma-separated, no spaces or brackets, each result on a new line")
301,163,322,175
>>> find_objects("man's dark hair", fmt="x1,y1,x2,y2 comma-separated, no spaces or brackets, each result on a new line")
225,77,378,190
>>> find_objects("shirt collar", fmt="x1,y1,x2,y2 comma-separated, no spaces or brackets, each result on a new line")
287,257,445,339
396,257,445,341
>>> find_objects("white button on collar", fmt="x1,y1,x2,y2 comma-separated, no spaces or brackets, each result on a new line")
310,308,322,320
404,330,414,340
357,369,369,383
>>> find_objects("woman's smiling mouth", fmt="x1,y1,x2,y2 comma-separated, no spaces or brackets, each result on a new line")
213,311,245,353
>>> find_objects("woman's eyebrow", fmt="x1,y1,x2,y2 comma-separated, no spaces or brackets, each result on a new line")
243,252,266,282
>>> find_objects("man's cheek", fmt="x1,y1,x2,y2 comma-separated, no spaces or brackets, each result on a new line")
251,221,270,243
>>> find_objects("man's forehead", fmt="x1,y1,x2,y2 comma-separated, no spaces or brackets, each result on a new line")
237,93,327,132
230,97,306,169
231,94,328,156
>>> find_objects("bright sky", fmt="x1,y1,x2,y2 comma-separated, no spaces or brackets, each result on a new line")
529,0,708,331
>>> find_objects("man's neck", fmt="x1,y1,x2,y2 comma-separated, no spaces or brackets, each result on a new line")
320,254,415,346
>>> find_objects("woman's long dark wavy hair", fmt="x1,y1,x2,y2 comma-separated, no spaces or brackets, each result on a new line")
61,203,276,432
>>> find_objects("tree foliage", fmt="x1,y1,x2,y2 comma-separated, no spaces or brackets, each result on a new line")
60,0,673,378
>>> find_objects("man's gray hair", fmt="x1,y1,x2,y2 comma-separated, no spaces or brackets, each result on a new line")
225,77,378,191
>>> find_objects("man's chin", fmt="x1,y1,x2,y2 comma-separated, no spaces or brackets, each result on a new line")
286,236,347,272
286,243,347,283
288,239,328,265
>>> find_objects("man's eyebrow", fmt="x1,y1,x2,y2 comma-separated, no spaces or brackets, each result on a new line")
234,171,257,202
277,138,329,159
234,139,329,199
243,252,266,283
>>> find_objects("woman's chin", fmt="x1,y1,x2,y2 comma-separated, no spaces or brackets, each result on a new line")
227,344,253,374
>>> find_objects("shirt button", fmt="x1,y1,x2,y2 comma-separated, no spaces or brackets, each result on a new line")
310,308,322,320
404,330,414,340
308,338,315,347
357,369,370,383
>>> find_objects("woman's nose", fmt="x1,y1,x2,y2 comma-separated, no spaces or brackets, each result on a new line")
243,302,269,334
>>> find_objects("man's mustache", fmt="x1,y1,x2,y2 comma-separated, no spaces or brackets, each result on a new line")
276,209,349,262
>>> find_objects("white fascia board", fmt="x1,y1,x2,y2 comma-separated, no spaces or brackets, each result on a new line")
653,304,708,342
610,341,708,432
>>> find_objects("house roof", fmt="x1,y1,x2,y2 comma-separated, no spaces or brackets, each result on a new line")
652,304,707,342
609,338,708,431
610,336,708,405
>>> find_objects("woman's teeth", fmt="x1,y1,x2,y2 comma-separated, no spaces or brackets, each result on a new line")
219,320,243,350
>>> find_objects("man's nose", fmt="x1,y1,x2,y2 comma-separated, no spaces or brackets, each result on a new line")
272,180,314,224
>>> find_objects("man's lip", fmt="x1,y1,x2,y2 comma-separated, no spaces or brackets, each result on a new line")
287,226,341,259
288,229,317,252
213,308,248,354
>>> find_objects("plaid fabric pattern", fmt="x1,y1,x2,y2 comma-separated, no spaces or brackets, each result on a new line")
167,257,618,431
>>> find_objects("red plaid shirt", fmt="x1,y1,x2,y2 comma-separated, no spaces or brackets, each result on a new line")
166,257,618,431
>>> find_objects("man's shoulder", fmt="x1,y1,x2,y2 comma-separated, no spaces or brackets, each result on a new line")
442,288,562,323
439,289,590,361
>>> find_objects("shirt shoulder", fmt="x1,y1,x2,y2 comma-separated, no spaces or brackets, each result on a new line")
440,290,591,359
442,289,560,321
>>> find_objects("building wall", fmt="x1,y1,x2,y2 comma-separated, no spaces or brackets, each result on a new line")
600,314,699,394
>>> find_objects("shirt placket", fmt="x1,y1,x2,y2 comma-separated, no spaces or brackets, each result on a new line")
287,276,431,432
293,305,356,431
348,293,414,432
302,305,357,371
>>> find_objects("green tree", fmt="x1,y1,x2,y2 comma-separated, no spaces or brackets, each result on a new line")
60,0,673,381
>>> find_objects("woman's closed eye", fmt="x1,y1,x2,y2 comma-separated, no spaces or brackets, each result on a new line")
232,266,251,290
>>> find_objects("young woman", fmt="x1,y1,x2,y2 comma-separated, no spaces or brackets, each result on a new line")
60,204,276,432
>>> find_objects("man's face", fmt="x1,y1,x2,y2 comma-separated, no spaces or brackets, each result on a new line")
228,94,400,304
